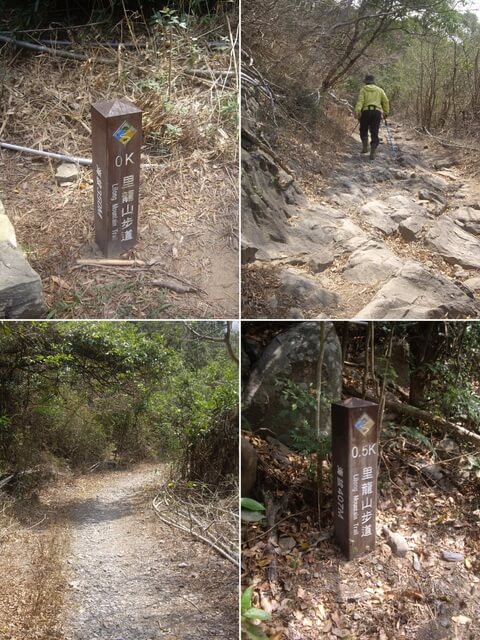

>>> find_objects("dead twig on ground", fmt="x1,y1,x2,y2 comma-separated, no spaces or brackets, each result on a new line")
151,279,200,294
415,127,480,152
152,480,238,567
185,69,237,79
151,280,197,294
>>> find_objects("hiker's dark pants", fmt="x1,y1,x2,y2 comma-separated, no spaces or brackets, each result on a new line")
360,109,382,146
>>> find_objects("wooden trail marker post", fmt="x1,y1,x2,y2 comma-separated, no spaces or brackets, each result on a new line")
332,398,379,560
91,98,142,257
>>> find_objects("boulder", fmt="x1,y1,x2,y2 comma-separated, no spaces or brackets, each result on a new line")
356,262,480,319
464,277,480,292
0,213,17,247
382,526,408,558
242,322,342,445
0,241,44,318
426,218,480,268
286,307,305,318
399,215,427,241
441,551,464,562
418,188,446,205
241,243,258,264
384,194,422,212
390,169,411,180
452,206,480,235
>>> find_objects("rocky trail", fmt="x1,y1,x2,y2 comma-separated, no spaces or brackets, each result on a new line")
56,466,236,640
242,121,480,318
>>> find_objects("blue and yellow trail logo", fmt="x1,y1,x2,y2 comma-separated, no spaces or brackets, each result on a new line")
354,413,375,436
113,121,137,145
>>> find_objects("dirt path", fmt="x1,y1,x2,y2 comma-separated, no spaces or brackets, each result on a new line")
58,466,237,639
243,121,480,318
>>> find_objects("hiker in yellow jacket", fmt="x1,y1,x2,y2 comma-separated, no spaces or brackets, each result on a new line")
355,74,389,160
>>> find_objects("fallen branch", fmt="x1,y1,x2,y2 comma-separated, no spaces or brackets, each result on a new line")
0,34,115,64
0,474,15,491
151,279,198,294
344,386,480,445
264,493,281,584
414,127,480,153
76,258,146,267
33,39,148,49
0,141,92,166
156,270,207,294
184,68,237,78
25,515,47,530
152,496,238,567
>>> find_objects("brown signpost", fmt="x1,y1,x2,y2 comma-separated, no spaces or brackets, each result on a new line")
91,98,142,257
332,397,379,560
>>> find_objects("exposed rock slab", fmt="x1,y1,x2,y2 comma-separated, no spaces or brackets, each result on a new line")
356,262,480,319
359,200,398,235
0,241,43,318
302,207,369,253
343,241,403,284
278,269,338,309
425,218,480,268
242,145,305,259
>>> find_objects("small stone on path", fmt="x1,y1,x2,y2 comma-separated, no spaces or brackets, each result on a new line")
279,536,296,552
382,525,408,558
441,551,464,562
55,162,79,185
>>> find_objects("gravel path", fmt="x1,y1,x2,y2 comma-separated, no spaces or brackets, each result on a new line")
61,466,237,640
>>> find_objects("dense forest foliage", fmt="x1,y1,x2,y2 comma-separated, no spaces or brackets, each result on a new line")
0,321,238,486
0,0,232,28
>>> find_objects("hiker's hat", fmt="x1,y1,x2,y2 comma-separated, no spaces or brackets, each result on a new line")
364,74,375,83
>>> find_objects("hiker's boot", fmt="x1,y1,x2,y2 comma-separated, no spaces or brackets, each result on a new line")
361,138,368,154
369,143,378,160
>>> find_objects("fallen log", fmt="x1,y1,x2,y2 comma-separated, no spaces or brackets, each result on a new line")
344,386,480,446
